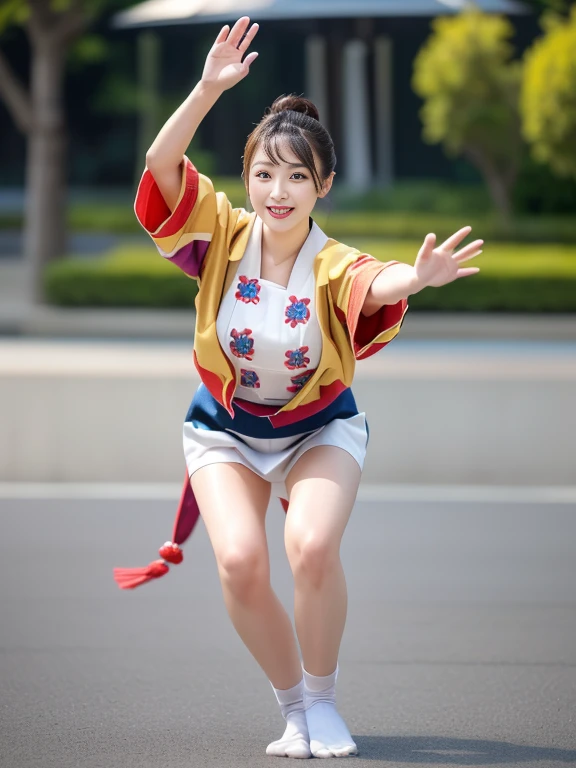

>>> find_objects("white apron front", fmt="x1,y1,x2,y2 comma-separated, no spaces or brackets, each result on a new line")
215,215,325,407
183,216,368,500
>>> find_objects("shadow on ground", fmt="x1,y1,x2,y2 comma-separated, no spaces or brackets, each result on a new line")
352,735,576,763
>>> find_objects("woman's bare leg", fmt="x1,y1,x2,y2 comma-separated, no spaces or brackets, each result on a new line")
284,445,361,676
190,461,302,690
284,445,361,757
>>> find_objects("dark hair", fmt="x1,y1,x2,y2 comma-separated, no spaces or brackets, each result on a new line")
242,94,336,194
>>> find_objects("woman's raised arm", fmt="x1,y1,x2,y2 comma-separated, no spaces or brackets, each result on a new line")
145,17,259,211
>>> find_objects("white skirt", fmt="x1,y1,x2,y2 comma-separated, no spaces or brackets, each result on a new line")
183,412,368,501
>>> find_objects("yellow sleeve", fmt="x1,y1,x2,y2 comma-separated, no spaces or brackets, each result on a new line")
134,155,242,279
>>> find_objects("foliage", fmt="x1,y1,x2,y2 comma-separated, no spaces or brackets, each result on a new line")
0,0,140,143
44,248,199,308
321,212,576,244
0,0,142,293
329,180,493,215
44,240,576,312
0,0,133,38
0,0,27,31
4,198,576,243
412,8,522,217
513,152,576,213
521,7,576,177
521,0,575,15
412,9,521,162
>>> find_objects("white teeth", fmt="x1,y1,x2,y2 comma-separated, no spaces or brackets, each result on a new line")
269,207,292,214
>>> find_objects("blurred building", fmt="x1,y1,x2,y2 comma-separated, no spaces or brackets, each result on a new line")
113,0,533,191
0,0,538,191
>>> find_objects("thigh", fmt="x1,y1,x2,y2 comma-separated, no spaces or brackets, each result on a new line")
190,462,272,564
284,445,361,552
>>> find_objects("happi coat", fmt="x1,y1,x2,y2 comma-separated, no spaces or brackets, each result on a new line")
113,157,409,589
135,156,409,423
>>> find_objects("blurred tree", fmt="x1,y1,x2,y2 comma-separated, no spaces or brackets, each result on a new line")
412,8,522,219
0,0,135,302
87,33,216,186
521,7,576,178
521,0,575,14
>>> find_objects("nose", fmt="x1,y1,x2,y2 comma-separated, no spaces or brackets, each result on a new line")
270,178,288,202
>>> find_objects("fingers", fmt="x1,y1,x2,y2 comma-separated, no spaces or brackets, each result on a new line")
227,16,252,48
453,240,483,262
456,267,481,278
238,22,259,53
441,225,472,252
214,25,230,45
417,232,436,261
243,51,259,68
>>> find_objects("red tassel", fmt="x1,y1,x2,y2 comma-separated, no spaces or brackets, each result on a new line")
113,470,195,592
113,560,169,590
158,542,183,564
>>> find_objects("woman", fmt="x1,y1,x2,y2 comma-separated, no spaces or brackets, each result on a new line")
114,16,482,759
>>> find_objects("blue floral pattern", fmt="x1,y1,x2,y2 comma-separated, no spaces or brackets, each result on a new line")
235,276,261,304
287,369,316,393
230,328,255,360
284,346,310,370
285,295,311,328
240,369,260,388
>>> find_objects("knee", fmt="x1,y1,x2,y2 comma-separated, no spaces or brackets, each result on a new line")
217,546,269,602
286,536,339,589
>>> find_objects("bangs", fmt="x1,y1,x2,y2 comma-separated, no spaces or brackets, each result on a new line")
260,127,322,192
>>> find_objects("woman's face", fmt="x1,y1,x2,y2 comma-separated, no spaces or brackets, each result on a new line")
248,138,333,232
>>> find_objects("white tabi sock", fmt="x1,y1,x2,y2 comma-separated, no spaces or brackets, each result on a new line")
302,664,358,758
266,678,311,759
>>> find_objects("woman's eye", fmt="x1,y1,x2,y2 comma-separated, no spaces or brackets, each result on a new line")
254,171,307,180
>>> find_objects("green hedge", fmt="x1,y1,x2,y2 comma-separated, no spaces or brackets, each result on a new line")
4,177,576,243
321,212,576,245
58,209,576,244
44,241,576,312
371,240,576,312
44,249,199,308
7,208,576,243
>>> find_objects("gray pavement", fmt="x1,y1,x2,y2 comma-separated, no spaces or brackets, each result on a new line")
1,338,575,485
0,492,575,767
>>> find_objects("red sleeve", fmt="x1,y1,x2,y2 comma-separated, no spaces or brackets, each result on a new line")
134,157,199,237
341,256,409,360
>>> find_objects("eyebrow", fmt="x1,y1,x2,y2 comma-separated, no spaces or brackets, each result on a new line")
253,161,307,169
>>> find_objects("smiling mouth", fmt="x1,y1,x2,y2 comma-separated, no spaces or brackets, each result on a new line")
267,206,294,218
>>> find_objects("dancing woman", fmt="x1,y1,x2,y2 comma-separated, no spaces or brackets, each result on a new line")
115,16,482,759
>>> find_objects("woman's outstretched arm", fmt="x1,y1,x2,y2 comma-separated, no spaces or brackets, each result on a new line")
361,226,483,316
145,16,259,211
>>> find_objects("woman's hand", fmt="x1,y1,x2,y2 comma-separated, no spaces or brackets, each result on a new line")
414,226,483,289
201,17,259,91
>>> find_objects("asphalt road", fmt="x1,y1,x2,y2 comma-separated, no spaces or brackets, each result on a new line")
0,493,575,768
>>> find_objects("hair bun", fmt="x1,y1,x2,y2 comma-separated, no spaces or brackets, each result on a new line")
268,94,320,122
